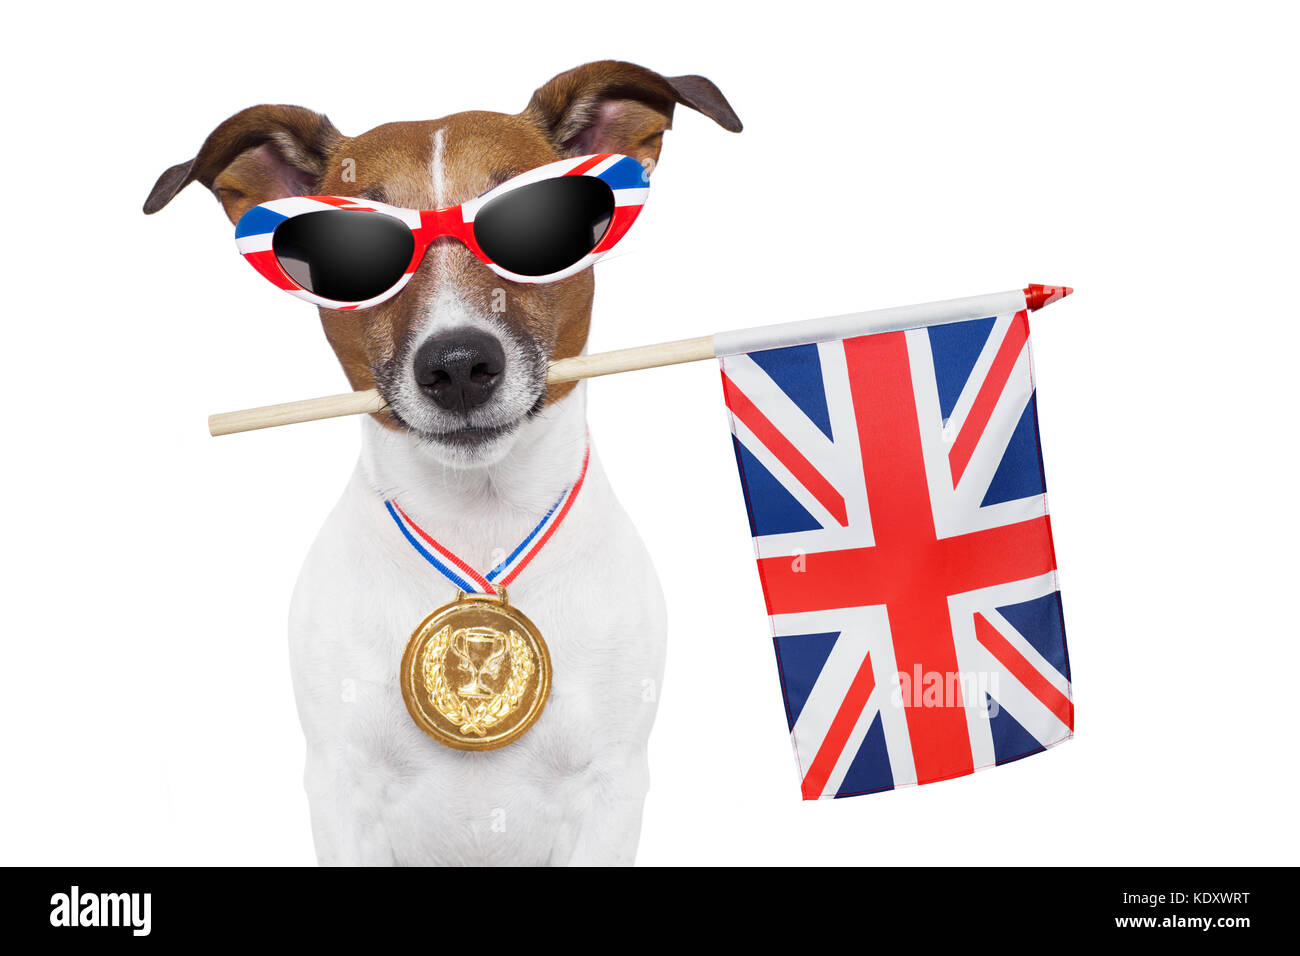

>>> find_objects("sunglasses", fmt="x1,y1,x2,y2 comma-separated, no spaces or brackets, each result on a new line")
233,153,650,310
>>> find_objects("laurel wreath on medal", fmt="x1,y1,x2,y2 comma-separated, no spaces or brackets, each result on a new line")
423,626,534,737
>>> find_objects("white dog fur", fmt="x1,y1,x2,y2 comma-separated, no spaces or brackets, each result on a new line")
289,316,667,867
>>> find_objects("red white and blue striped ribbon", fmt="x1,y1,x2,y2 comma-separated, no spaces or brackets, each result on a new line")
385,444,591,595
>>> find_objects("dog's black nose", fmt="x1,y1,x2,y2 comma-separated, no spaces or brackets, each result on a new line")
414,328,505,412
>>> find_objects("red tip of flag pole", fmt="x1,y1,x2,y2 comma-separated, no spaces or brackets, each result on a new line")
1024,284,1073,311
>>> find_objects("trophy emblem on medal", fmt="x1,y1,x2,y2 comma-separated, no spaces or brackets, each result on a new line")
450,627,508,698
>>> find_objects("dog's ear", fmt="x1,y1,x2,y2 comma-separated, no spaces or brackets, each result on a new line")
143,105,342,222
524,61,741,174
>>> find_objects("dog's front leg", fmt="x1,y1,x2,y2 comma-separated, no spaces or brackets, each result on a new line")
303,746,398,867
548,751,652,866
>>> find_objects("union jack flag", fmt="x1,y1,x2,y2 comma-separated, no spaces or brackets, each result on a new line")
721,310,1073,800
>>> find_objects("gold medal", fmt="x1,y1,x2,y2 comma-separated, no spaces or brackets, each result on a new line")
399,588,552,751
387,445,587,751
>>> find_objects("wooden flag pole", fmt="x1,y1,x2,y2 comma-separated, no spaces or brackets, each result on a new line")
207,335,717,436
207,284,1070,437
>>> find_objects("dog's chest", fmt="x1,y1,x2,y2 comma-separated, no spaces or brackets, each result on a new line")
288,460,665,864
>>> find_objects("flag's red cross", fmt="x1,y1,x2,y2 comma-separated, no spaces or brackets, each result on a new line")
732,322,1071,798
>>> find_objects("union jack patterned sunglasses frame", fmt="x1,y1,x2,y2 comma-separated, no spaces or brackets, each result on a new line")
233,153,651,311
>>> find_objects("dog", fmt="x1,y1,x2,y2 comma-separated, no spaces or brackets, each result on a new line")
145,61,741,865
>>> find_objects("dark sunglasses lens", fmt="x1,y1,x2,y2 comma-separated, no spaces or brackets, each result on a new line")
473,176,615,277
272,210,415,303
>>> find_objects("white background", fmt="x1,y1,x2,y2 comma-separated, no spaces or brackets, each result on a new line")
2,1,1297,866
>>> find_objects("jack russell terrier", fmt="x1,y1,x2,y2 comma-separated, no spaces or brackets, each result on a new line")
145,60,741,865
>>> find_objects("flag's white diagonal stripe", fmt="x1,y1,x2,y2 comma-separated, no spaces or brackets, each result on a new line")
980,606,1072,698
948,573,1071,764
953,344,1033,506
942,313,1013,438
822,682,883,797
908,322,1047,538
732,416,841,531
724,354,842,482
789,625,872,781
972,640,1072,746
776,606,917,792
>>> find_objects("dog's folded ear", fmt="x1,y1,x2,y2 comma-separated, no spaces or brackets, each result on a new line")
524,61,741,174
143,105,342,222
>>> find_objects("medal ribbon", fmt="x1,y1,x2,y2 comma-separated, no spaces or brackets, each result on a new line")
385,443,591,595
